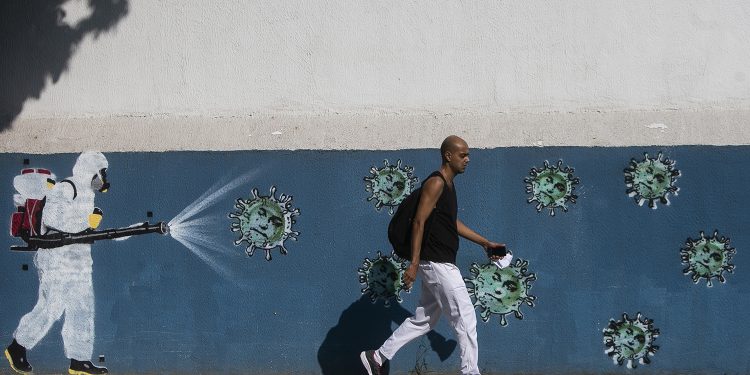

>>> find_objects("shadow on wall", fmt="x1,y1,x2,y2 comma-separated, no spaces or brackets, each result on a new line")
0,0,129,132
318,295,457,375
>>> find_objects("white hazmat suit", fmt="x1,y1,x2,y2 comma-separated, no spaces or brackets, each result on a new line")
14,152,108,362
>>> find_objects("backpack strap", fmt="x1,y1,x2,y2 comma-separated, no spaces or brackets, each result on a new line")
59,179,77,200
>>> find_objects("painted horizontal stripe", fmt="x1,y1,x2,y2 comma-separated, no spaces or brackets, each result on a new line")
2,108,749,153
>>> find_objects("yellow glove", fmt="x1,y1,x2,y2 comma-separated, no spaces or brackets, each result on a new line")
89,207,103,229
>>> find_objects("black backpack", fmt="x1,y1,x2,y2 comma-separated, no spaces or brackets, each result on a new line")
388,173,445,260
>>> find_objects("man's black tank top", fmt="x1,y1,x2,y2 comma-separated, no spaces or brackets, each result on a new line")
420,171,459,264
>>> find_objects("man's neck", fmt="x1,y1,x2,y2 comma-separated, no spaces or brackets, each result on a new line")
439,165,456,185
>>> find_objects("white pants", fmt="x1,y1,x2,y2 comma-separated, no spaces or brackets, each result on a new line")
379,261,480,375
14,246,95,361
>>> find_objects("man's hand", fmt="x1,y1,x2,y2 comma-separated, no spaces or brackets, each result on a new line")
402,263,419,290
485,241,507,261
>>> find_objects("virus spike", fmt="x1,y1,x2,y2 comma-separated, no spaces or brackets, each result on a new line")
499,315,508,326
246,245,256,257
525,296,536,307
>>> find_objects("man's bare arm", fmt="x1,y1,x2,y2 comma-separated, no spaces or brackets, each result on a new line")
402,177,443,289
457,219,505,258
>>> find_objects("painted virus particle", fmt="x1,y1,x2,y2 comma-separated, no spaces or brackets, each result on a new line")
364,159,418,215
681,230,736,287
229,186,300,261
624,152,680,209
464,259,537,326
358,251,409,306
524,160,580,216
603,312,659,369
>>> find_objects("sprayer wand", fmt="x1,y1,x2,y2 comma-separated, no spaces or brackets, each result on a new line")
10,221,169,251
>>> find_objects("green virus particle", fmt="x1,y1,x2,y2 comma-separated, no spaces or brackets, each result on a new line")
364,159,418,215
464,258,537,326
358,251,409,306
624,152,680,209
229,186,300,261
681,230,736,287
603,312,659,369
524,160,580,216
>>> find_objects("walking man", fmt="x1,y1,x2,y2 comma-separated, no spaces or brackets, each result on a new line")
361,135,504,375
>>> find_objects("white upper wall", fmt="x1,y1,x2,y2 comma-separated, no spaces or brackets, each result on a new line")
20,0,750,116
5,1,750,151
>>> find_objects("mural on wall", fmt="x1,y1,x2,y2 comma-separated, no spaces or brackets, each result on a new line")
524,160,579,216
624,152,680,209
681,230,736,287
364,159,418,215
166,171,272,280
603,312,659,369
10,168,56,240
464,258,537,326
229,186,300,261
358,251,409,306
6,152,113,375
2,147,749,374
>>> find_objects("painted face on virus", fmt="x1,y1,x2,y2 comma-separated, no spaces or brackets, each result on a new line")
681,230,735,286
229,186,300,261
611,325,647,358
603,313,659,369
364,159,418,215
524,160,579,216
464,259,536,326
244,201,285,243
535,171,569,205
358,251,409,306
624,152,680,209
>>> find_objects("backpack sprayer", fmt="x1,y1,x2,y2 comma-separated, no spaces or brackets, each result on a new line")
11,221,170,251
10,167,170,251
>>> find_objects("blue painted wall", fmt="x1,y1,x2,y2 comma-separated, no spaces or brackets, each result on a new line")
1,147,748,374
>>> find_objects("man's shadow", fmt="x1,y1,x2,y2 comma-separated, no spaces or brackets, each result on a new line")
318,295,457,375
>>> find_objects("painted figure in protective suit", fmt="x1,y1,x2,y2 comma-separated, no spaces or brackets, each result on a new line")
5,152,110,375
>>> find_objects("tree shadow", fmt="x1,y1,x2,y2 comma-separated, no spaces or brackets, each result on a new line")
318,295,457,375
0,0,129,132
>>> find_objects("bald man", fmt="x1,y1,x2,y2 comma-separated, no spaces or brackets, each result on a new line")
361,136,504,375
